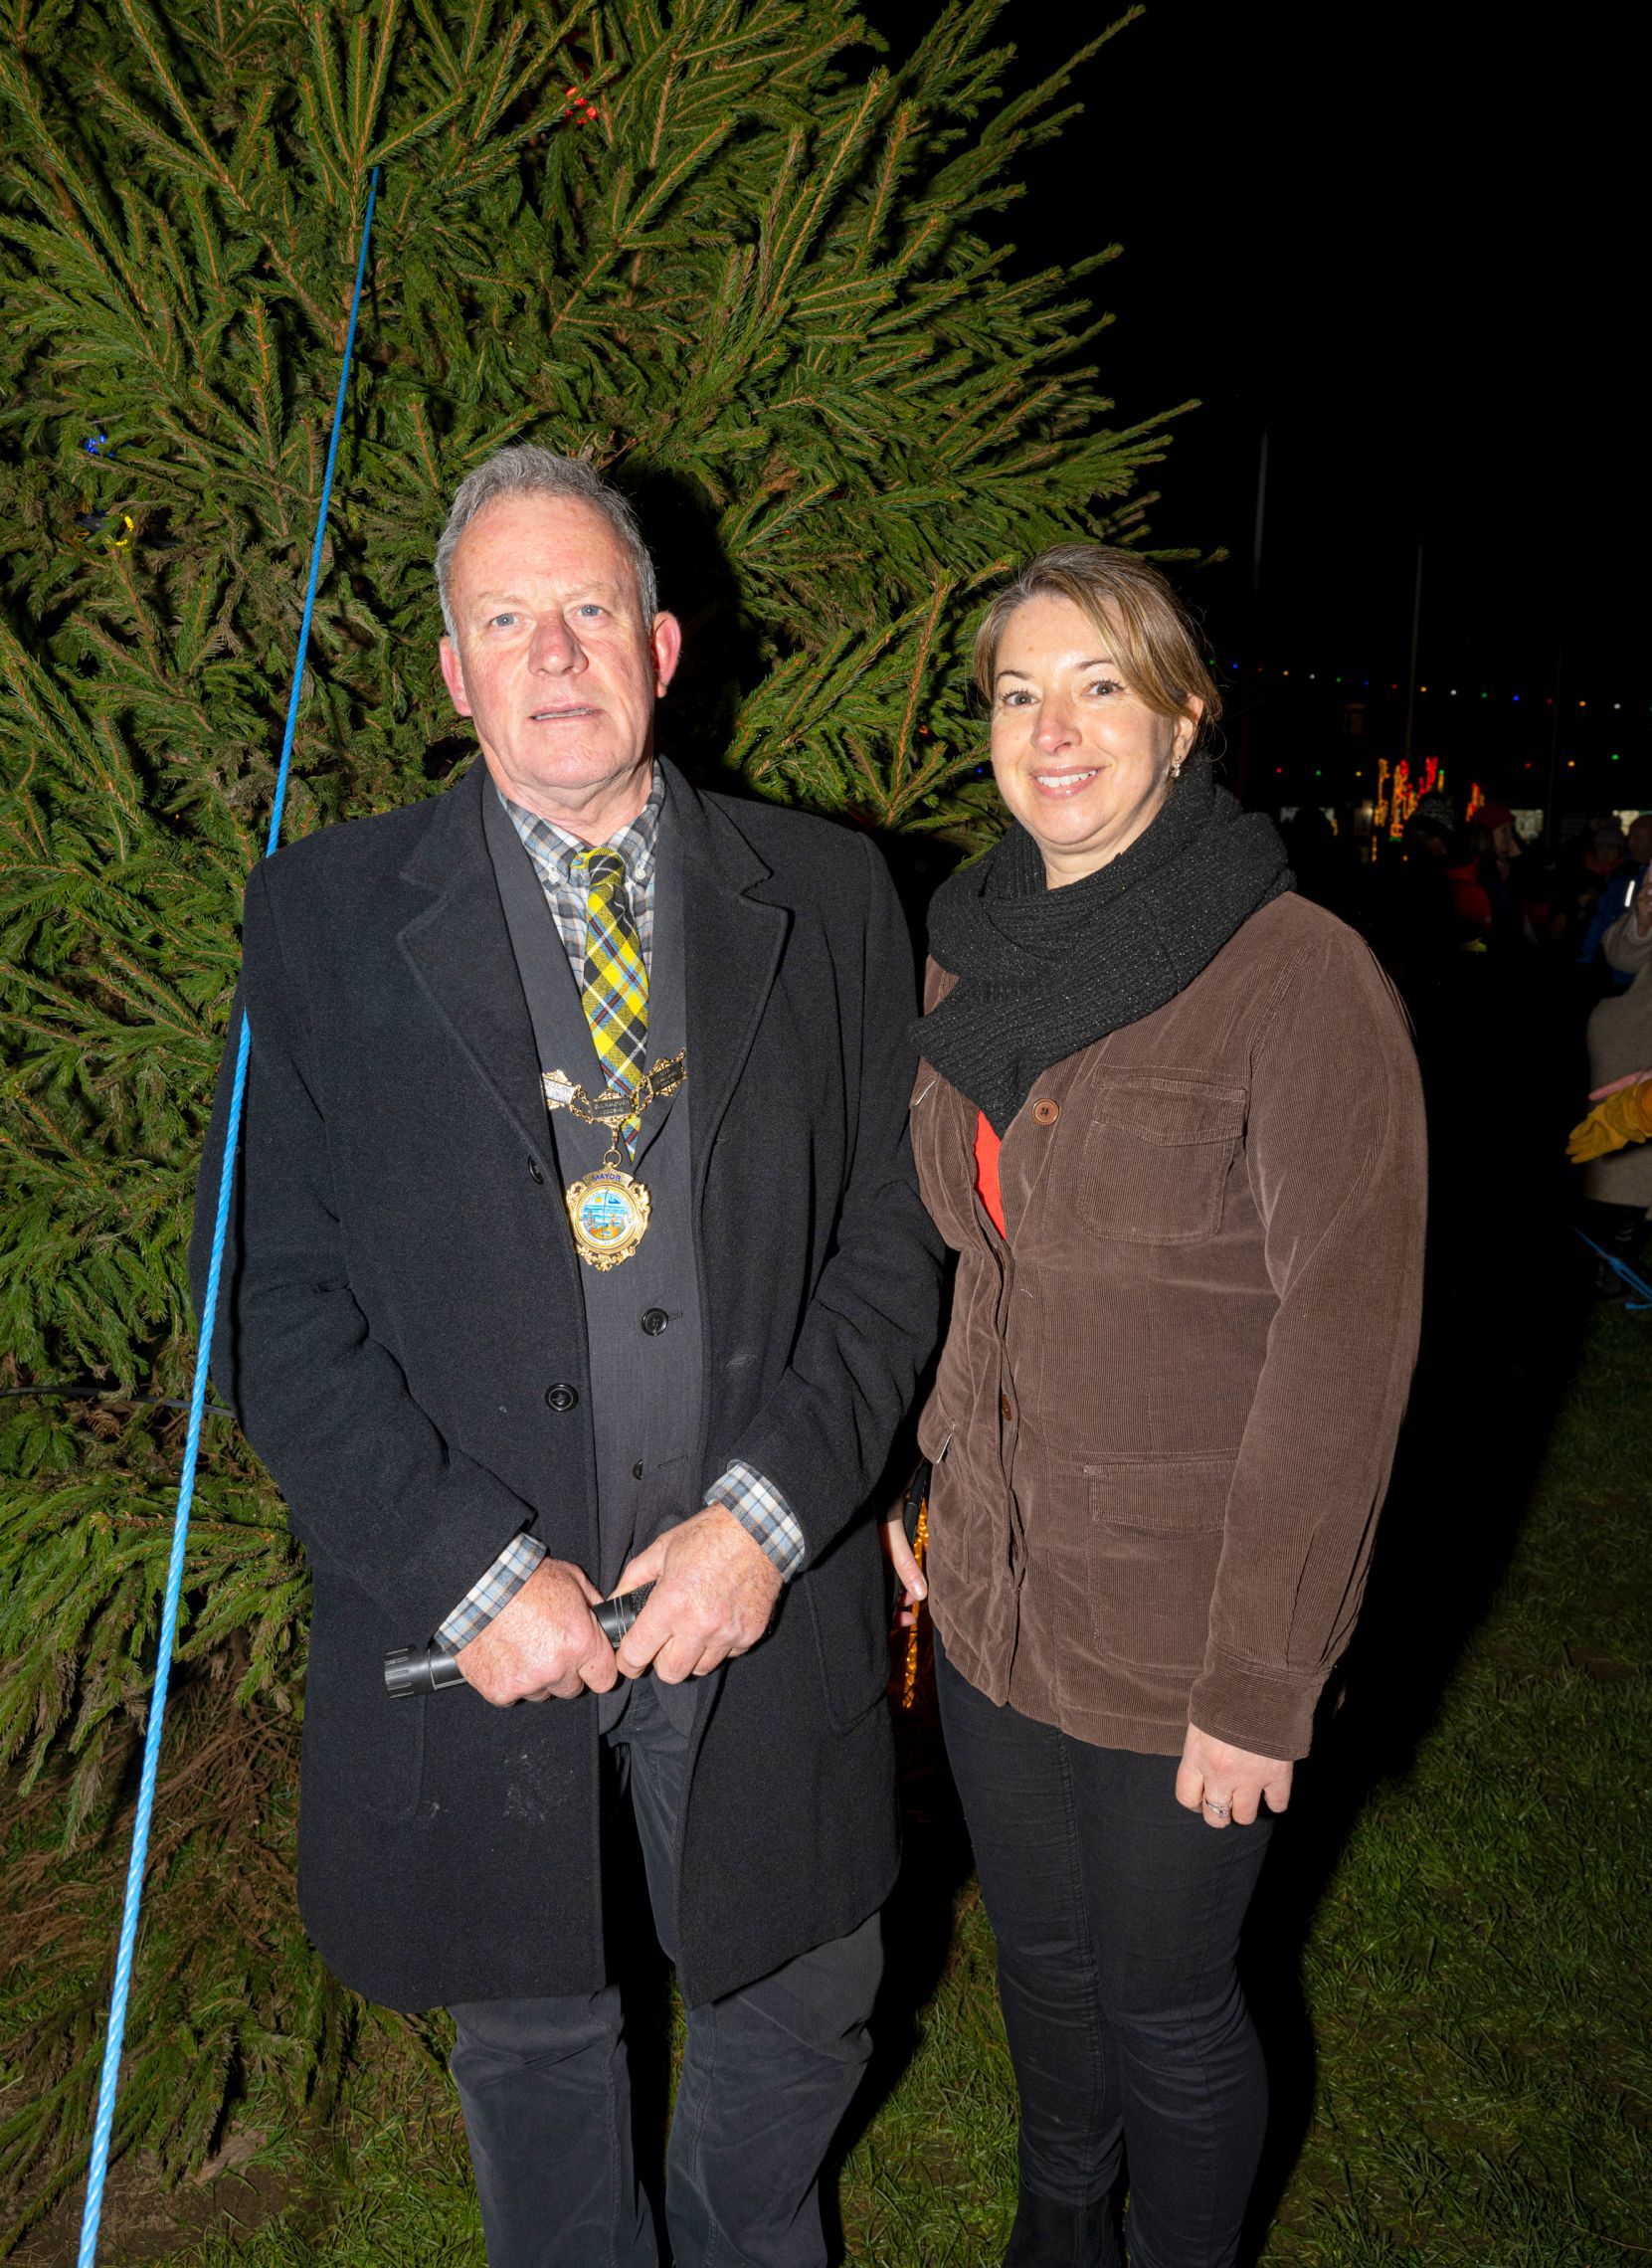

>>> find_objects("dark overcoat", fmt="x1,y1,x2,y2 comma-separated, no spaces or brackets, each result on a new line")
191,756,942,2012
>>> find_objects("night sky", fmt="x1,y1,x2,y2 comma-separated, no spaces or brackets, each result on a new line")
888,4,1640,813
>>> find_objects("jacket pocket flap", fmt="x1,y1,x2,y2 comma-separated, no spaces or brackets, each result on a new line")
1097,1075,1247,1147
1083,1453,1233,1533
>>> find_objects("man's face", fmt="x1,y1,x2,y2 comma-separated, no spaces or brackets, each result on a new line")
1627,816,1652,865
439,491,681,837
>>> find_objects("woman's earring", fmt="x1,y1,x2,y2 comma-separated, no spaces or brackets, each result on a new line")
1171,758,1183,780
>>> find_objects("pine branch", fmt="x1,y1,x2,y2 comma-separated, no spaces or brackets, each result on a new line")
0,0,1195,2200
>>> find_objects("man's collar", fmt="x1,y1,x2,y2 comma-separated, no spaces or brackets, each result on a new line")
498,761,664,874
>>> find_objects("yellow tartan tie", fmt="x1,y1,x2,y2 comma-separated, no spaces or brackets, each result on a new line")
576,849,647,1145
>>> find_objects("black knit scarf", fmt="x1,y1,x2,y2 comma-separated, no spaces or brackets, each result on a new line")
916,765,1293,1134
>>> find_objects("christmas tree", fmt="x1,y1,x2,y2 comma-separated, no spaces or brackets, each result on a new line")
0,0,1180,2214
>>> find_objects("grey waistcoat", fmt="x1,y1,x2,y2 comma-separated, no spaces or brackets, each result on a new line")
483,785,702,1731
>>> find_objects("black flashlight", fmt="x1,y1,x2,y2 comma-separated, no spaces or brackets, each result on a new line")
384,1584,654,1698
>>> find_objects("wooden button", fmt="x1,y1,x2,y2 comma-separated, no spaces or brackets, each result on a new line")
1031,1097,1059,1125
1000,1393,1013,1422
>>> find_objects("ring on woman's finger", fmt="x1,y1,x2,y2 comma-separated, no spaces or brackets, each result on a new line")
1202,1796,1231,1817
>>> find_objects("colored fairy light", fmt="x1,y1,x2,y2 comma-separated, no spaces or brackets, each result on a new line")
83,431,111,456
72,507,134,548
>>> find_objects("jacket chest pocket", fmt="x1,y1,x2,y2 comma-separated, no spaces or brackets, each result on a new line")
1077,1075,1247,1244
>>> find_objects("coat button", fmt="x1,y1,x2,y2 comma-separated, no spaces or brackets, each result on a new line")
545,1383,579,1413
633,1460,644,1479
1001,1393,1013,1422
1031,1097,1059,1125
527,1157,545,1183
641,1308,669,1336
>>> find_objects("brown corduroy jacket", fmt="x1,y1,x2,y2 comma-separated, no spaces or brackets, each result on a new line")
912,890,1427,1762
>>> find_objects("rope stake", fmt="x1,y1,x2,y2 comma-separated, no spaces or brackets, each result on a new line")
76,167,380,2267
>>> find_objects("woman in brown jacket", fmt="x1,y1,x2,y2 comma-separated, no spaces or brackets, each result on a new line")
886,546,1426,2268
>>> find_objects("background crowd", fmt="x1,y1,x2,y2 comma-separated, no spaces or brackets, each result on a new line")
1279,792,1652,1295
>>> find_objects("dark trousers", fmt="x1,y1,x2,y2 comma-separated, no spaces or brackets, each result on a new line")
937,1643,1272,2268
449,1681,881,2268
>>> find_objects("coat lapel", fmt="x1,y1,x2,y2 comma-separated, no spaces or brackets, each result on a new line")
661,760,790,1205
394,757,790,1204
396,760,555,1178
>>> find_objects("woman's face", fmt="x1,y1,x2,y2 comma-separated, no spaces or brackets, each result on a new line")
989,593,1199,886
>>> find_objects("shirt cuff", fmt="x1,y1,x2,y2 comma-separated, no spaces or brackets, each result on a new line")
434,1531,548,1654
708,1459,807,1581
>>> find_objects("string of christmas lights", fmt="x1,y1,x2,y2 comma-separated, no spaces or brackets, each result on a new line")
1224,661,1644,714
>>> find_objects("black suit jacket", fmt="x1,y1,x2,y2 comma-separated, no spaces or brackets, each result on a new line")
191,757,942,2010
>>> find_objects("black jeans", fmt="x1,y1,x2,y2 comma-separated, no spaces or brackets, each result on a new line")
937,1643,1272,2268
450,1680,882,2267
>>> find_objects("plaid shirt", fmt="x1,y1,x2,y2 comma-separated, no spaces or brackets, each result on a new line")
504,770,661,979
433,773,805,1654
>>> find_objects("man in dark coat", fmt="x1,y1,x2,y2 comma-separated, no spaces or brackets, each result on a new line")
192,445,942,2267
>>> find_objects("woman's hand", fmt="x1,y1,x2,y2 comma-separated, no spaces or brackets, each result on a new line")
880,1509,927,1630
1176,1723,1293,1829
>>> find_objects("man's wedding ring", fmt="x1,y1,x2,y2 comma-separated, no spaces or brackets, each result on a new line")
1203,1796,1230,1817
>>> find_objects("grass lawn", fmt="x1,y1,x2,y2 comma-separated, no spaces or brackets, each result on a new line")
16,1304,1651,2266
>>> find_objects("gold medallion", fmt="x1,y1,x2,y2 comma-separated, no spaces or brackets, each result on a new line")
542,1052,685,1270
565,1167,652,1269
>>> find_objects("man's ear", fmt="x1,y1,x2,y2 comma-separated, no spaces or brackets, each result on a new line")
440,634,472,716
651,611,683,697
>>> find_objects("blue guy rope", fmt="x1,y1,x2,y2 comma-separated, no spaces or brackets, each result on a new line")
1574,1228,1652,1311
76,166,380,2268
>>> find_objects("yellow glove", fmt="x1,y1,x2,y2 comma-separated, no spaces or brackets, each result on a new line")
1567,1079,1652,1163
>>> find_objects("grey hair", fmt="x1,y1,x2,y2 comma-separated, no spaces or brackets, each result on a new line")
434,444,658,637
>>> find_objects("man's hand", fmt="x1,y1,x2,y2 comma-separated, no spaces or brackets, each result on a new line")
456,1558,619,1706
1175,1722,1293,1829
612,1507,784,1683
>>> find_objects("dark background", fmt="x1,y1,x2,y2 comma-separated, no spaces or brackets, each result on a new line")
881,1,1642,820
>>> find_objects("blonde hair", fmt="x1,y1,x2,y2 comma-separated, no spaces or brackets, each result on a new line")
974,543,1221,747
